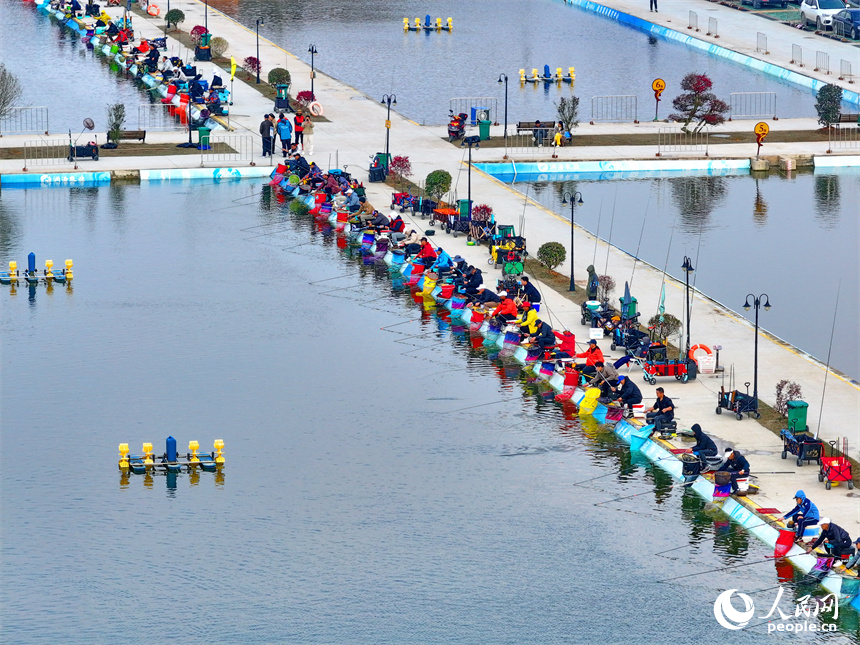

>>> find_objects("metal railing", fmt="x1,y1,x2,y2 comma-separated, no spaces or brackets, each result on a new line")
729,92,777,120
815,51,830,75
0,106,49,136
756,33,769,55
707,17,719,38
137,103,182,131
656,127,709,157
791,44,803,67
832,21,855,39
590,95,638,123
23,138,72,170
503,132,557,158
200,133,258,167
688,11,699,32
448,97,499,124
830,125,860,151
839,60,855,83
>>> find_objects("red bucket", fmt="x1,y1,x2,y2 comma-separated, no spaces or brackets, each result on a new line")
276,164,288,175
440,284,455,298
774,528,795,558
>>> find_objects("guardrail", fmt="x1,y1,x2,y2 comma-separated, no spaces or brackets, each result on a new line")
590,95,638,123
0,107,49,136
756,33,769,55
688,10,699,32
707,17,719,38
815,51,830,75
791,44,803,67
729,92,777,120
656,127,709,157
829,125,860,152
503,132,556,159
448,97,499,125
137,103,182,131
839,60,854,84
23,138,71,171
200,133,260,167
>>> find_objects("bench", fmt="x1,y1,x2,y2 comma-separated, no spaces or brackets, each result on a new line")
516,120,557,134
838,113,859,124
116,130,146,142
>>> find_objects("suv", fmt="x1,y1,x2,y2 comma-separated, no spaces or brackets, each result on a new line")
800,0,847,29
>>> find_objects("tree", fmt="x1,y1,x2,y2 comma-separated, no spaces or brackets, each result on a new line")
536,242,566,270
774,380,803,418
597,274,616,302
648,313,681,344
295,91,315,109
242,56,261,76
555,95,580,133
669,73,729,133
388,155,412,188
424,170,452,201
267,68,291,86
190,25,209,45
0,63,23,120
165,8,185,29
815,84,842,128
210,37,229,59
106,102,126,145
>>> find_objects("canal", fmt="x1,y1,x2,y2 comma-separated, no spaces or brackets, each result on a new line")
1,180,856,643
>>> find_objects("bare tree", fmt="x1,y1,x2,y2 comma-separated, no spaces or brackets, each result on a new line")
0,63,23,120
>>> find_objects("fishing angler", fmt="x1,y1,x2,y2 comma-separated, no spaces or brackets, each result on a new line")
645,387,674,435
806,518,854,558
589,361,619,400
610,375,642,418
722,447,751,496
782,491,819,543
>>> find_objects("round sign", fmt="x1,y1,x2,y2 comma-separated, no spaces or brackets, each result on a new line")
652,78,666,92
754,122,770,136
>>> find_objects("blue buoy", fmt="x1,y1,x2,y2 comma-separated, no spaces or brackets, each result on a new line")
28,252,35,273
166,435,177,462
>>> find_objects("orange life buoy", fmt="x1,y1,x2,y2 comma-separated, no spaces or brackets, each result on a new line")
688,344,712,361
147,4,159,16
309,101,323,116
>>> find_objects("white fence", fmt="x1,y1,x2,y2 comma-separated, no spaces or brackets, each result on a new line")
503,132,556,159
707,17,719,38
448,97,499,124
0,107,49,136
791,44,803,67
23,138,72,170
688,11,699,31
729,92,777,120
815,51,830,75
839,60,855,83
590,95,638,123
137,104,183,131
830,125,860,151
200,133,260,167
656,127,709,157
756,33,769,55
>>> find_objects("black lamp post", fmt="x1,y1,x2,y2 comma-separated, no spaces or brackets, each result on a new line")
743,293,771,409
497,73,508,141
308,44,318,95
255,17,264,84
461,135,480,217
204,0,208,33
561,191,583,291
381,93,397,165
682,256,695,358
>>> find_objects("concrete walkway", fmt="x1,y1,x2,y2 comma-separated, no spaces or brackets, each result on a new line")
6,0,858,536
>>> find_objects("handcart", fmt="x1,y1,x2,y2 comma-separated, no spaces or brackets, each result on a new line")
610,318,649,352
418,199,438,220
641,357,690,385
716,382,759,419
780,429,823,467
469,208,494,244
390,192,417,213
819,438,854,490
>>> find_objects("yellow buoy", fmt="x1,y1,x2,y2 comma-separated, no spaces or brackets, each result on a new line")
9,260,17,277
436,17,442,28
519,69,526,82
531,68,539,81
568,66,576,80
118,443,130,470
142,442,154,469
403,17,409,30
414,17,421,29
65,259,73,280
556,67,563,80
189,440,200,464
214,439,225,465
447,17,452,29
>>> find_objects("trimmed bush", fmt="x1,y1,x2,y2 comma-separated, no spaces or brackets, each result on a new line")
648,313,681,344
267,68,291,86
243,56,261,76
165,8,185,29
536,241,566,270
425,170,452,200
209,37,228,58
190,25,209,45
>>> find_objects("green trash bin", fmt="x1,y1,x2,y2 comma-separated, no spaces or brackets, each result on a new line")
197,127,211,150
200,33,212,47
458,199,471,218
478,119,491,141
787,400,808,434
620,297,638,319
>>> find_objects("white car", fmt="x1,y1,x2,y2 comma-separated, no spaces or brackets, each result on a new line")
800,0,847,30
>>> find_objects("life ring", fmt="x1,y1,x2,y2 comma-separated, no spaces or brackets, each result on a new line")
688,344,712,362
309,102,323,116
147,4,159,15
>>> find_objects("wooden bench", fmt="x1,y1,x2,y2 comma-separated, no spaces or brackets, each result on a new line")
117,130,146,142
516,120,557,134
838,113,859,124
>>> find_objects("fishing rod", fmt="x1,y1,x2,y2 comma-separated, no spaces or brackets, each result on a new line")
654,208,679,319
571,454,679,487
654,515,785,557
592,195,604,266
628,190,651,289
814,280,840,440
602,188,617,277
656,552,809,583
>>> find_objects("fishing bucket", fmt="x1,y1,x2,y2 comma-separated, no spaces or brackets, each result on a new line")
714,471,731,486
681,453,701,477
774,529,796,558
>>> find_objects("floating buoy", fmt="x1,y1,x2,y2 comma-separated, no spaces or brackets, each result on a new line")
147,4,159,16
309,101,323,116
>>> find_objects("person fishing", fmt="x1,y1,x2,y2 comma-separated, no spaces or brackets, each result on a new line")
586,264,599,301
414,238,438,267
528,320,557,351
612,375,642,417
463,266,484,298
515,300,540,338
343,188,361,211
352,198,374,225
845,538,860,571
574,339,604,376
689,423,718,464
589,361,619,400
517,275,541,306
551,330,577,360
468,286,500,309
645,387,674,434
399,230,420,255
490,292,518,325
806,518,853,557
429,248,453,275
369,211,390,230
722,447,750,495
782,491,819,543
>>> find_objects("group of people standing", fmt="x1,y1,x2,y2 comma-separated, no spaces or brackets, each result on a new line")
260,110,313,158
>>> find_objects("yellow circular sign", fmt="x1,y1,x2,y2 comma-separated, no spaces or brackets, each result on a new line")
652,78,666,92
755,122,770,136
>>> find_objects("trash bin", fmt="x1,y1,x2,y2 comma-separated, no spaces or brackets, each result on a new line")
197,127,211,150
478,119,491,141
200,33,212,47
458,199,471,218
374,152,391,170
619,296,638,319
787,400,809,433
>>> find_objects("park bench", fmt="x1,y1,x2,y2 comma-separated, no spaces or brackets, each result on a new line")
116,130,147,142
838,113,859,124
516,120,557,134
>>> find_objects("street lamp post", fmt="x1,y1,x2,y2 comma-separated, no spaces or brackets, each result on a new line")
497,73,508,141
255,17,264,84
381,93,397,166
204,0,208,33
560,191,583,291
308,44,318,95
461,135,480,217
743,293,771,411
681,256,695,359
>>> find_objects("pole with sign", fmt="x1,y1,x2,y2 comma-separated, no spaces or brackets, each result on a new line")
652,78,665,121
754,121,769,158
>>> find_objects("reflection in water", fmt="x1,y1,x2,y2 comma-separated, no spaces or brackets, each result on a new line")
813,175,841,229
670,176,728,231
753,178,768,227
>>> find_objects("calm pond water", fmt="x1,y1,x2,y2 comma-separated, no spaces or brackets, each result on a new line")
1,181,857,643
515,169,860,379
217,0,829,124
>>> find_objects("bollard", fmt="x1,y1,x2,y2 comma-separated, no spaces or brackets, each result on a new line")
166,436,177,463
142,442,154,469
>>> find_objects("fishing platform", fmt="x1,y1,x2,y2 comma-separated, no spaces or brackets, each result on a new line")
119,437,224,475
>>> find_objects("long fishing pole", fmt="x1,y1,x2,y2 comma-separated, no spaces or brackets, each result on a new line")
814,280,841,440
602,189,617,277
628,190,651,289
654,515,785,557
655,209,679,318
592,195,604,266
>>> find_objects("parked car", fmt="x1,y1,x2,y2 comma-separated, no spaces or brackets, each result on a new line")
832,7,860,36
800,0,847,29
742,0,787,9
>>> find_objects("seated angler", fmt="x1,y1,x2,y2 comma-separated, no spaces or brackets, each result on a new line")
517,275,541,307
468,286,500,309
806,518,853,558
399,229,421,255
369,210,391,230
528,320,557,351
612,375,642,417
551,330,577,360
589,361,619,400
463,265,483,298
429,247,454,275
352,198,374,225
644,387,674,434
291,152,310,178
689,423,718,463
782,491,819,544
452,255,468,277
490,292,518,325
343,188,361,211
722,447,751,495
515,300,540,339
574,339,604,376
415,238,438,267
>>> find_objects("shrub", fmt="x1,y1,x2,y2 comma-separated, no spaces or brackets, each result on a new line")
209,36,228,58
815,84,842,128
648,313,681,344
295,90,315,109
775,380,803,418
289,200,309,216
389,156,412,184
267,67,291,86
242,56,261,76
165,8,185,29
190,25,209,45
106,102,126,144
669,73,730,133
471,204,493,220
425,169,452,200
0,63,23,120
536,241,566,270
597,274,616,302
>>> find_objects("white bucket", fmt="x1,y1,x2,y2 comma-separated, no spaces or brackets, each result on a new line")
698,354,717,374
585,300,601,312
589,327,604,340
